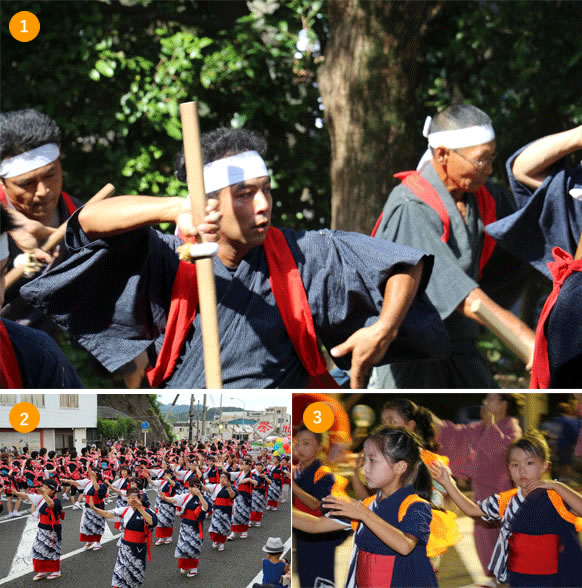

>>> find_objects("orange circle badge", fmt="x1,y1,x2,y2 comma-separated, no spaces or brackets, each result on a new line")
9,11,40,43
9,402,41,433
303,401,334,434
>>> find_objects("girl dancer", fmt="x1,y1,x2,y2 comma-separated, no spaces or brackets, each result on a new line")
430,430,582,587
90,487,157,588
293,427,438,587
293,426,348,588
266,455,283,511
162,478,209,578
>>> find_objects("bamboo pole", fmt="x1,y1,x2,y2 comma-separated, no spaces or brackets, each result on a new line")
179,101,222,389
6,183,115,289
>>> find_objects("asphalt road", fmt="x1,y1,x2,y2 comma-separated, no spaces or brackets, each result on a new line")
0,489,291,587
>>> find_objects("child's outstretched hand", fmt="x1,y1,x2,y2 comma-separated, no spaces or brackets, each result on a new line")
428,460,452,486
322,495,366,520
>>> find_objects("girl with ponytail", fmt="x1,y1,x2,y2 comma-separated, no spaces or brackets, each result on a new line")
293,427,438,587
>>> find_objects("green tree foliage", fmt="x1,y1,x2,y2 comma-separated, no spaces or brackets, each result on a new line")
96,417,137,440
1,0,330,229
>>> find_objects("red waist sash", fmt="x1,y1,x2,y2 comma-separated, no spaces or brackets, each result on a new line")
356,550,395,587
123,528,152,561
237,483,252,494
292,496,322,517
508,533,560,575
214,497,233,507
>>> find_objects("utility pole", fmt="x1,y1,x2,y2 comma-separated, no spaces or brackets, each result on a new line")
201,393,207,441
188,394,195,443
218,394,223,440
196,400,200,439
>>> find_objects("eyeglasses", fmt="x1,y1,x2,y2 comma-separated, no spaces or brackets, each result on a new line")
451,149,497,171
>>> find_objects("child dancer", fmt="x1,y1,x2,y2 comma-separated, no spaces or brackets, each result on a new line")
266,455,283,511
12,479,64,581
293,427,438,587
292,426,350,588
90,487,157,588
162,478,209,578
430,430,582,587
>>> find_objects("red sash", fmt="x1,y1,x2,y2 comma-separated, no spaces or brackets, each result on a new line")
530,247,582,388
0,320,23,388
371,171,497,278
508,533,559,575
146,226,339,388
214,496,233,507
124,528,153,561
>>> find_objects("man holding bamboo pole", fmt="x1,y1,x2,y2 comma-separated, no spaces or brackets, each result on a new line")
0,109,85,334
22,127,448,389
486,125,582,387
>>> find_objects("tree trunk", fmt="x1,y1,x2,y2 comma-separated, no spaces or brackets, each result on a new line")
318,0,436,233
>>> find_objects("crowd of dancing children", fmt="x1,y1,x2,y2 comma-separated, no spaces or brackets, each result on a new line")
1,438,291,585
292,395,582,588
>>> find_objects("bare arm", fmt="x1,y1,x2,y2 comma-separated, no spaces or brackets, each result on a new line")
525,480,582,516
291,507,345,534
78,196,220,242
89,503,115,519
331,260,425,389
291,483,322,512
322,495,418,555
512,126,582,188
428,462,485,518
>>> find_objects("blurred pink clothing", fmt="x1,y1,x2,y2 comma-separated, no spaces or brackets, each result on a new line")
437,416,522,575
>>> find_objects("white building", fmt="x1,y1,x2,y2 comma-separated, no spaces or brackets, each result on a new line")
0,393,97,452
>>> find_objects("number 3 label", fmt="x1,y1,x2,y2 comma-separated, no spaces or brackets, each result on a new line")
9,402,40,433
303,402,334,434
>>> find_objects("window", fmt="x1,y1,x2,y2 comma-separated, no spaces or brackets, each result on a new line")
60,394,79,409
21,394,45,408
0,394,17,405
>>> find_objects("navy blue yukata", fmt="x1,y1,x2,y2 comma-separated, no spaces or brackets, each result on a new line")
21,211,448,388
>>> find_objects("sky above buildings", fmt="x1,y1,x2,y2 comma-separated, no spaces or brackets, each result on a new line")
156,392,292,412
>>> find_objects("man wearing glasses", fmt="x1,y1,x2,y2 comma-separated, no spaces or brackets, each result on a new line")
370,104,534,389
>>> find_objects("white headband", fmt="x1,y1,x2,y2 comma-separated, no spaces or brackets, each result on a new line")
202,150,269,193
422,116,495,149
0,233,9,261
0,143,60,178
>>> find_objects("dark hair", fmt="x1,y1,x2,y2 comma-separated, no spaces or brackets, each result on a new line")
126,487,140,497
175,127,267,184
187,477,201,488
382,398,437,451
0,205,19,237
499,393,525,418
364,427,432,501
429,104,492,134
294,425,322,444
42,478,58,491
507,430,550,464
0,109,61,162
